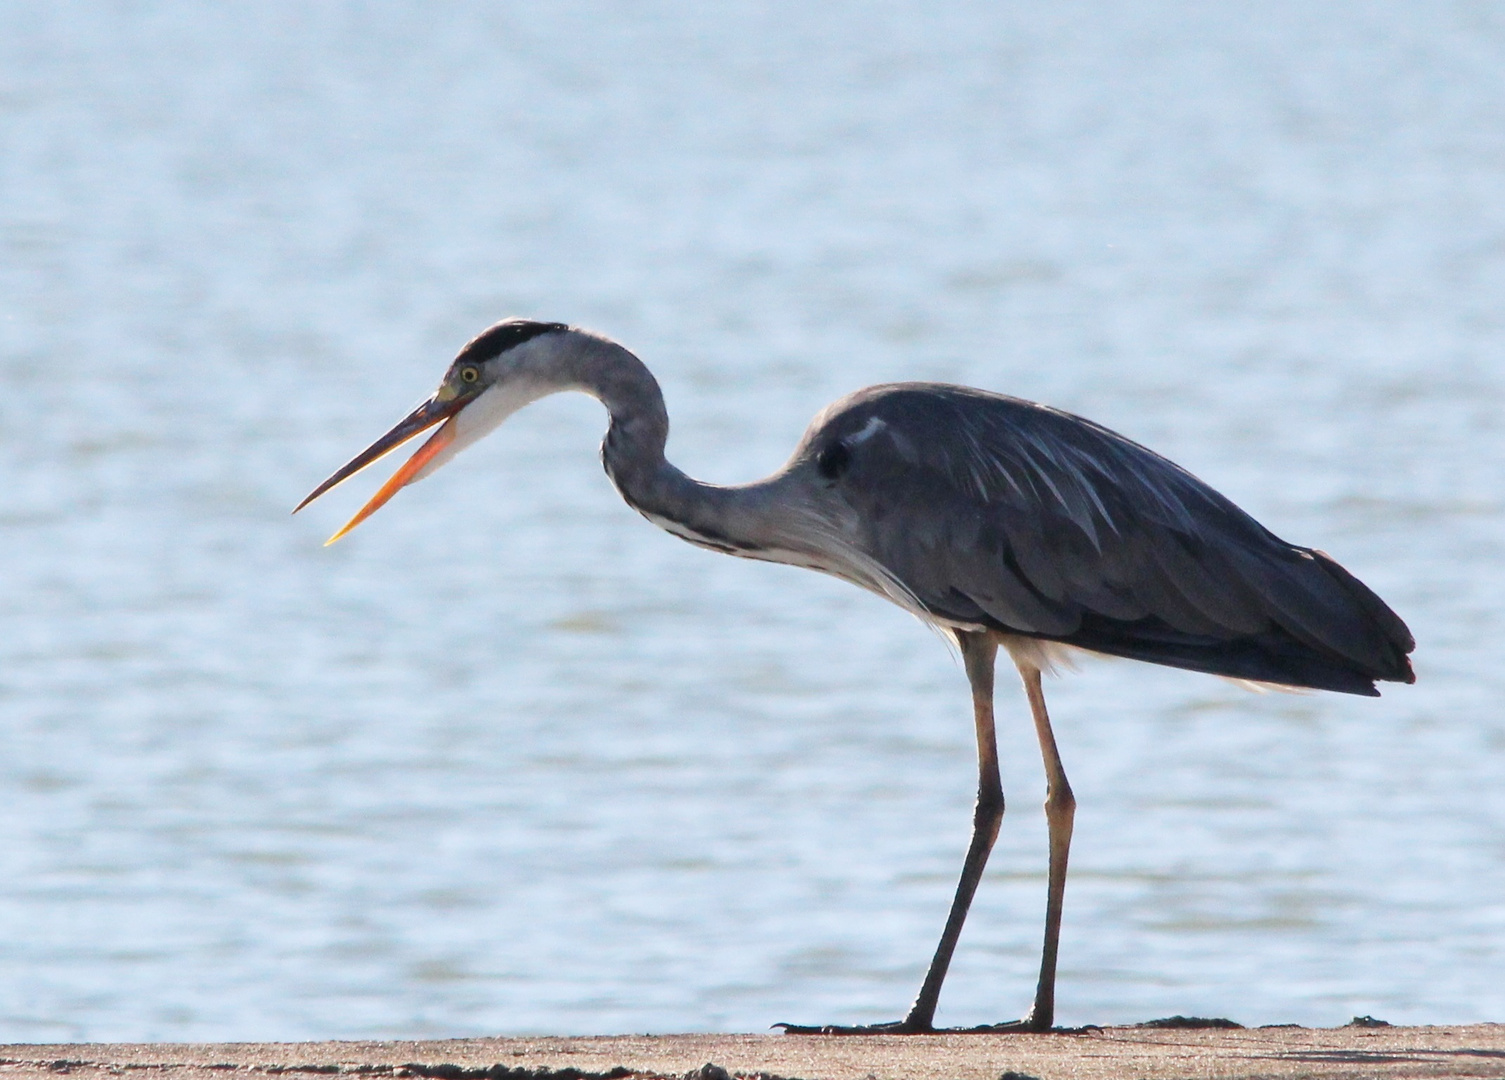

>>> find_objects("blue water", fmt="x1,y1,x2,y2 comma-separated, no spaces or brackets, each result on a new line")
2,1,1502,1042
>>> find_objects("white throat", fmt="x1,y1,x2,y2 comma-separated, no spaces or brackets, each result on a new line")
412,377,557,483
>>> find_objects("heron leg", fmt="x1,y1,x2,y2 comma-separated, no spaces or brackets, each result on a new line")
898,629,1004,1031
777,629,1003,1036
1016,663,1075,1032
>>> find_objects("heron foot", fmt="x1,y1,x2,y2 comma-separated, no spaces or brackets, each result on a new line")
775,1015,1057,1036
956,1018,1045,1034
774,1020,931,1035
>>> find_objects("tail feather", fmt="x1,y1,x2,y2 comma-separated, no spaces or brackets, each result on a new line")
1308,549,1416,683
1054,613,1390,696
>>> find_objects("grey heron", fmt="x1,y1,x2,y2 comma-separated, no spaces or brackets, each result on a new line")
296,319,1415,1034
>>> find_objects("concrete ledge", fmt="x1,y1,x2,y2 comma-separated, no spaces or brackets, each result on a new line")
4,1025,1504,1080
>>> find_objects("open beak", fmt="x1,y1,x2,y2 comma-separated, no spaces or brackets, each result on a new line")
295,392,471,545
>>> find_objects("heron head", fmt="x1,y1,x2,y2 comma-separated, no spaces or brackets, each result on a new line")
294,318,571,543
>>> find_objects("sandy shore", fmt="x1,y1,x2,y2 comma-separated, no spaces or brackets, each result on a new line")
3,1024,1503,1080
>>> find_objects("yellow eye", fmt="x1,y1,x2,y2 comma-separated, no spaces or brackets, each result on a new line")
460,366,480,383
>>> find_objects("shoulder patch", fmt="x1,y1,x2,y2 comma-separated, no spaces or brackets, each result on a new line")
817,439,852,479
848,415,886,445
817,416,886,480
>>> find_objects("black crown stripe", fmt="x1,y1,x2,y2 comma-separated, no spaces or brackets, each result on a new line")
457,319,569,363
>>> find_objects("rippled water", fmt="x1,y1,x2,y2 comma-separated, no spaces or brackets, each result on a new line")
2,1,1503,1043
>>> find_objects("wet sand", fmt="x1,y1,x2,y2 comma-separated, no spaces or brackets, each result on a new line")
3,1025,1503,1080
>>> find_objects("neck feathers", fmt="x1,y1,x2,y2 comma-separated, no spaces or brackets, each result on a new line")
558,333,778,554
541,329,832,566
578,341,670,474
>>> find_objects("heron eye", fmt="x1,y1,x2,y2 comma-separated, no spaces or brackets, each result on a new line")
460,366,480,383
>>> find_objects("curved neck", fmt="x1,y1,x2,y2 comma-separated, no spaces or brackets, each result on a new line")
527,331,869,584
569,337,670,484
562,336,754,548
555,334,847,564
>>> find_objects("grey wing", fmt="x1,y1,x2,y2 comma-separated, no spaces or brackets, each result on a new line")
807,385,1414,695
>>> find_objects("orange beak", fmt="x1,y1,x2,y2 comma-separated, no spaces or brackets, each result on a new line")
295,393,470,544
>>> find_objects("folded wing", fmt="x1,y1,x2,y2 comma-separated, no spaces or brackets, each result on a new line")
810,385,1415,695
